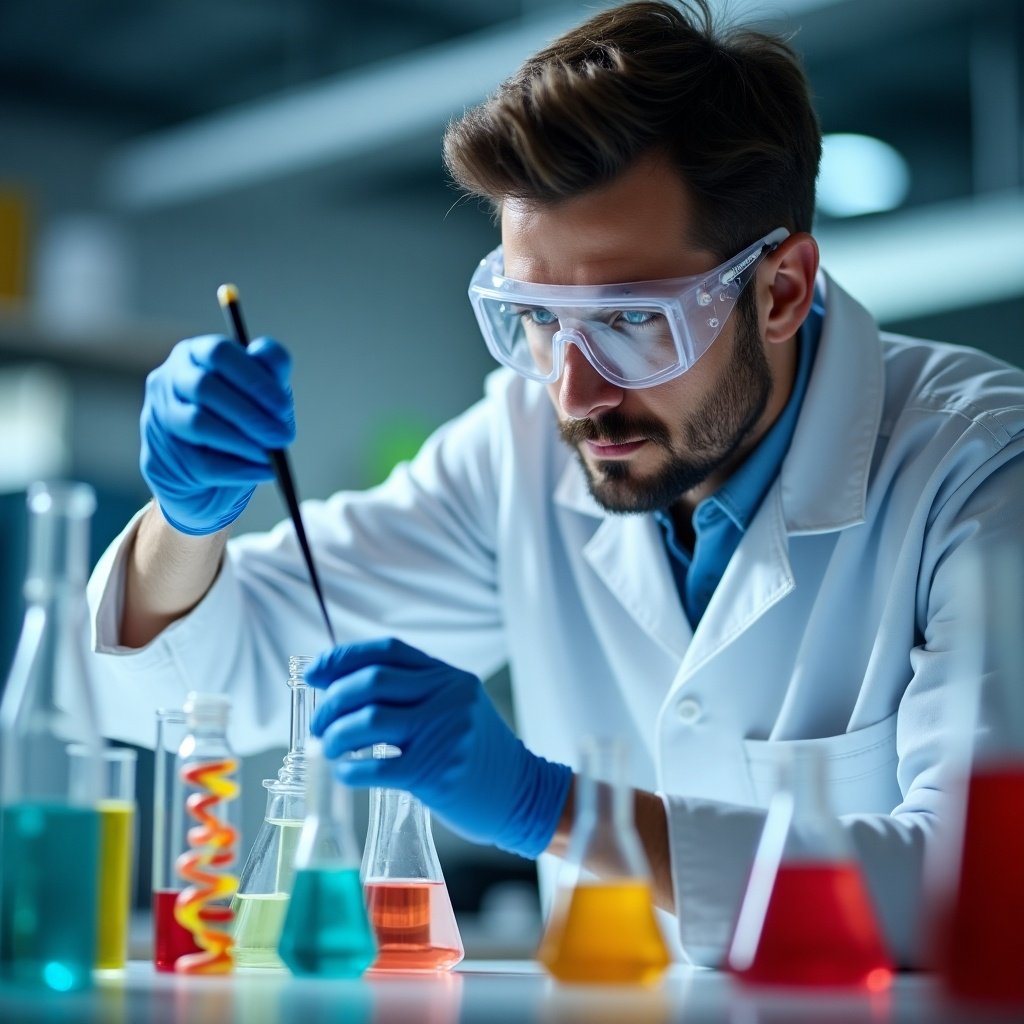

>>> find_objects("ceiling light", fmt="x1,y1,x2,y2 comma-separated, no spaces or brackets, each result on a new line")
816,133,911,218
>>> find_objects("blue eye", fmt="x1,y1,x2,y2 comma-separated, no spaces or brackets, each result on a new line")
526,308,558,326
620,310,655,325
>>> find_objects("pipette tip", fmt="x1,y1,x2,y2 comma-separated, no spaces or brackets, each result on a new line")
217,282,239,308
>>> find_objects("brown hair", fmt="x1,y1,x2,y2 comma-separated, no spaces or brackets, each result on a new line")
443,0,821,260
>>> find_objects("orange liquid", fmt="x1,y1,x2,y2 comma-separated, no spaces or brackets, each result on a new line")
364,880,463,972
935,765,1024,1005
538,881,670,985
730,861,892,990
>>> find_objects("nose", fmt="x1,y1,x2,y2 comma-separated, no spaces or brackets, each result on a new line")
557,335,624,421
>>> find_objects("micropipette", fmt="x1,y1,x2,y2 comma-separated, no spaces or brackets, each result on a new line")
217,283,336,647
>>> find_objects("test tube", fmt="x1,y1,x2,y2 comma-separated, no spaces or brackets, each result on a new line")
152,708,201,972
70,744,138,971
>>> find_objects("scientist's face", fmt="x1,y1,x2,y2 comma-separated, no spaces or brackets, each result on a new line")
500,154,778,514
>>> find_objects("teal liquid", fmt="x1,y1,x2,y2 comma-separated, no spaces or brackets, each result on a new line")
277,867,376,978
1,802,100,991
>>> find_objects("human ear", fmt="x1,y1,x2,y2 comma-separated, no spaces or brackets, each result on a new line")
759,233,819,345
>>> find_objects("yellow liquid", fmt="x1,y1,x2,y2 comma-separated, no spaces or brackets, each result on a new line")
95,800,135,969
231,892,291,969
538,881,670,985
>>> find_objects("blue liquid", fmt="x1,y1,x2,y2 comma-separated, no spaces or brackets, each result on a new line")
277,867,376,978
1,802,100,991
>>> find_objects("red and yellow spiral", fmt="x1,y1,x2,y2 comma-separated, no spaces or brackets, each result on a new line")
174,758,240,974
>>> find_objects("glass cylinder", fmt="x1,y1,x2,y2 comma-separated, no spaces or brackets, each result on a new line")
727,749,892,990
71,744,137,970
172,692,240,974
278,738,376,977
0,481,102,992
362,745,463,972
537,736,669,985
931,544,1024,1005
152,708,200,971
232,655,312,969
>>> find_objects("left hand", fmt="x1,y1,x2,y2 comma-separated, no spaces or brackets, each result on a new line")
306,637,572,859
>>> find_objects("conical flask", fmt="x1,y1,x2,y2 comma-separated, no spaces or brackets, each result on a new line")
277,738,377,977
727,748,892,989
233,655,314,969
931,545,1024,1006
537,736,669,985
0,481,103,992
361,744,464,972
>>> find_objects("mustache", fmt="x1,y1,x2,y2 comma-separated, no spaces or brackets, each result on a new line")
558,411,672,448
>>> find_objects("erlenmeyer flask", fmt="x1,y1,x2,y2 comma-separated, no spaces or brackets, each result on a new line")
727,748,892,990
277,738,376,977
361,745,463,972
233,655,313,969
931,546,1024,1006
0,481,103,992
537,736,669,985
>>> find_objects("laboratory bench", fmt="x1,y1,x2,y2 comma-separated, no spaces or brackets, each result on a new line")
1,960,1016,1024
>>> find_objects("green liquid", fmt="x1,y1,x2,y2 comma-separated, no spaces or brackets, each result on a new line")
1,802,99,991
231,892,290,968
278,867,376,978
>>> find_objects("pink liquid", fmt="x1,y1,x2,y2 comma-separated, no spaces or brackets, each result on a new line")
731,861,893,990
364,880,463,972
153,888,202,972
935,765,1024,1005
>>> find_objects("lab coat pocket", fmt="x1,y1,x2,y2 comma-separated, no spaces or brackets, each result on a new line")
743,711,902,817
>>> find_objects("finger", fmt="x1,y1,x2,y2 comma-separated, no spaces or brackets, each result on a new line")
248,336,292,388
158,440,275,487
320,705,411,759
306,637,435,690
332,752,414,791
184,336,293,420
309,664,439,736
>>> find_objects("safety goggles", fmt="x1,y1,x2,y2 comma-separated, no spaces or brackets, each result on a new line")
468,227,789,389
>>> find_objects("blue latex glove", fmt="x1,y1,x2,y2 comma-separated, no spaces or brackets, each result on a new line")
307,638,573,859
140,334,295,535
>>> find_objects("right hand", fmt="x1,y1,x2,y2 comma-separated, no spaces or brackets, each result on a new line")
140,334,295,535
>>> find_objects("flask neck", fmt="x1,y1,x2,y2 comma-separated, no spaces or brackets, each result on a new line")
22,482,94,602
362,786,444,883
280,655,314,787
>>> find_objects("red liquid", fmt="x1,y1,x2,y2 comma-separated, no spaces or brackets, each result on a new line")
731,861,893,990
153,888,202,972
935,766,1024,1005
364,880,463,972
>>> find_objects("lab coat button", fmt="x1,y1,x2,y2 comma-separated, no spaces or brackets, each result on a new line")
676,698,702,724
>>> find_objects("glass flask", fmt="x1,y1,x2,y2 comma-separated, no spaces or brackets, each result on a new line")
537,736,669,985
278,737,377,977
232,654,314,969
0,481,103,992
931,546,1024,1006
361,744,463,972
727,748,893,990
173,691,241,974
152,708,201,971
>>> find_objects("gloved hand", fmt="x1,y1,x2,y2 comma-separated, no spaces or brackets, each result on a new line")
307,637,573,859
140,334,295,535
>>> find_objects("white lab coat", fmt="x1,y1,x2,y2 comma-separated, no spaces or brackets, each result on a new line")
88,274,1024,967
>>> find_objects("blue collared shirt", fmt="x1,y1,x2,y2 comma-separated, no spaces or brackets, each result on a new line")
656,293,824,628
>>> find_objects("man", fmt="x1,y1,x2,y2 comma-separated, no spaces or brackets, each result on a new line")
88,0,1024,967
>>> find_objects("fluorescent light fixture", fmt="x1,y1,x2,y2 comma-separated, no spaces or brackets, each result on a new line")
103,10,587,209
817,133,911,218
817,190,1024,321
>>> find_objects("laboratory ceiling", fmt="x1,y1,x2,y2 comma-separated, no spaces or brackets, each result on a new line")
1,0,1021,209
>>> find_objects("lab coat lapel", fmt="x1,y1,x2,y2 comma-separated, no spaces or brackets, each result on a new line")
554,466,691,660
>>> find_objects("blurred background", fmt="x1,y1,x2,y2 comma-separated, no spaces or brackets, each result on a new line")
1,0,1022,958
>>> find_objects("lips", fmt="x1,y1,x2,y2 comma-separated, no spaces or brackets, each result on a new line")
583,439,647,458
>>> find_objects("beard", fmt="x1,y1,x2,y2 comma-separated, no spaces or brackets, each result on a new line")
558,292,772,514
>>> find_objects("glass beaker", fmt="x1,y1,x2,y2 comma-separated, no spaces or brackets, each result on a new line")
931,545,1024,1006
727,748,892,990
361,745,463,972
153,708,201,971
277,738,376,977
233,655,313,969
172,692,241,974
537,736,669,985
0,481,103,992
71,744,137,970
